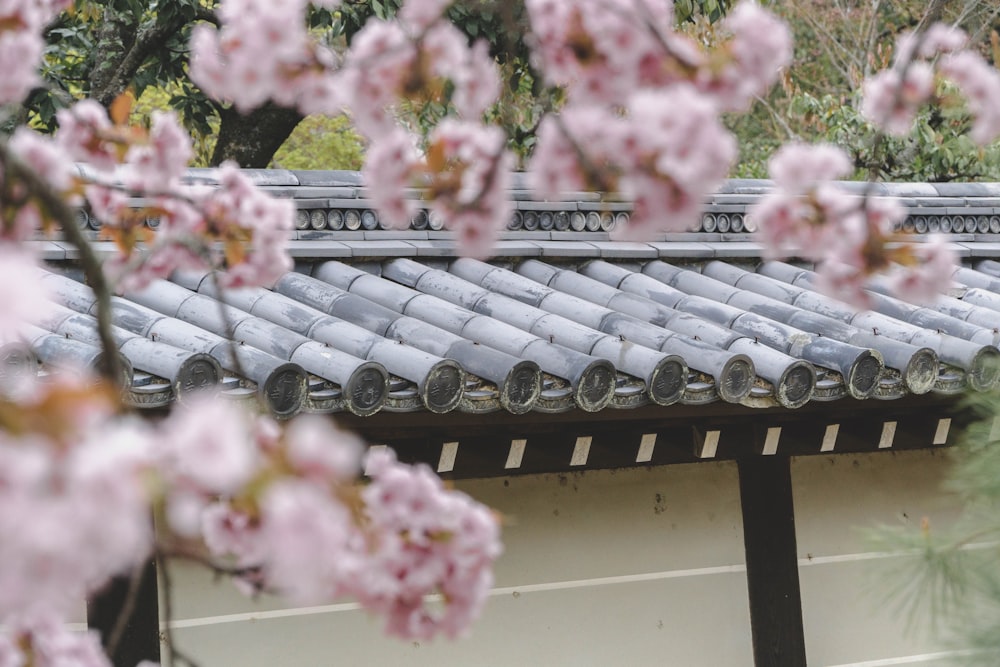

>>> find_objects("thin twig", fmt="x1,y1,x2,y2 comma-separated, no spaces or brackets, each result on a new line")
103,560,150,660
752,94,800,142
155,547,206,667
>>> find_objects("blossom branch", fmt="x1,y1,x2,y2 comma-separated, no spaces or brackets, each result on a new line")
0,141,124,386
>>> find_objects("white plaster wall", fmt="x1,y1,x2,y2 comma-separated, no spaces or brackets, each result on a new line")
162,448,967,667
792,448,965,667
167,461,754,666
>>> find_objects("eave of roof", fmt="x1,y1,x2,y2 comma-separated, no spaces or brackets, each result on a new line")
25,173,1000,419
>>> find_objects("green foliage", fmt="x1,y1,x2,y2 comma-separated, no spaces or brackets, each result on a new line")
270,115,365,171
871,381,1000,664
727,0,1000,181
675,0,729,23
786,90,1000,182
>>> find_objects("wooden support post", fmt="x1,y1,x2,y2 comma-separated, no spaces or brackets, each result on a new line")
87,560,161,667
738,456,807,667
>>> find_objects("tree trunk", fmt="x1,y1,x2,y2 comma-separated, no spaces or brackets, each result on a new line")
210,104,304,168
89,9,137,106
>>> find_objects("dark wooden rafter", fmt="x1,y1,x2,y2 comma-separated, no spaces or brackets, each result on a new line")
339,394,969,479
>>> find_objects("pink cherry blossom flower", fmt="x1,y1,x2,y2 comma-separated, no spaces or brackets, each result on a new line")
861,62,935,136
617,86,736,236
201,502,266,567
425,119,514,258
0,417,154,621
84,185,129,226
528,108,623,199
258,479,366,604
885,236,958,305
190,0,341,115
939,50,1000,146
0,30,42,105
0,0,69,105
2,614,110,667
357,447,502,640
123,111,193,192
815,259,872,310
158,396,258,495
707,1,793,111
54,100,119,172
363,129,421,229
399,0,453,31
896,24,967,62
451,39,501,119
0,246,51,339
284,415,363,482
341,20,415,136
768,143,852,194
8,129,73,193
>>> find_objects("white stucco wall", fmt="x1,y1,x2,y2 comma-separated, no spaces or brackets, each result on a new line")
793,449,964,667
163,448,964,666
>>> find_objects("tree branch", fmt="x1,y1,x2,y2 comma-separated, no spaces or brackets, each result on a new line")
0,144,123,386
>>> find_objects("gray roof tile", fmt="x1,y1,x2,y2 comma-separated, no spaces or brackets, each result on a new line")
36,172,1000,423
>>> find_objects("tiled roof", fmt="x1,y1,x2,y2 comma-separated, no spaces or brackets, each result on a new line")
25,174,1000,419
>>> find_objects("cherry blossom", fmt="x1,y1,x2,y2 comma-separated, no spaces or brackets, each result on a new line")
158,395,258,496
862,22,1000,146
861,63,935,137
340,21,416,136
122,111,193,192
753,142,956,307
54,100,121,172
885,236,958,305
257,479,366,604
0,0,71,105
0,614,110,667
0,384,154,622
753,143,855,260
399,0,454,31
8,130,74,195
529,86,736,238
706,1,793,111
525,0,789,110
190,0,342,115
424,119,514,258
363,128,422,229
939,50,1000,146
619,86,737,236
284,415,363,482
357,448,502,639
0,246,51,339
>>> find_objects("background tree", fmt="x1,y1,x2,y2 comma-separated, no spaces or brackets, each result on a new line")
18,0,736,168
727,0,1000,180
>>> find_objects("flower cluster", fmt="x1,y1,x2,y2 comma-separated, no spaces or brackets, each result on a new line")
7,99,293,293
0,377,152,637
751,143,956,307
358,448,502,639
0,614,111,667
529,85,736,236
0,0,71,105
525,0,789,238
421,120,514,258
862,23,1000,145
159,401,502,641
190,0,342,115
337,7,511,257
0,380,502,665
